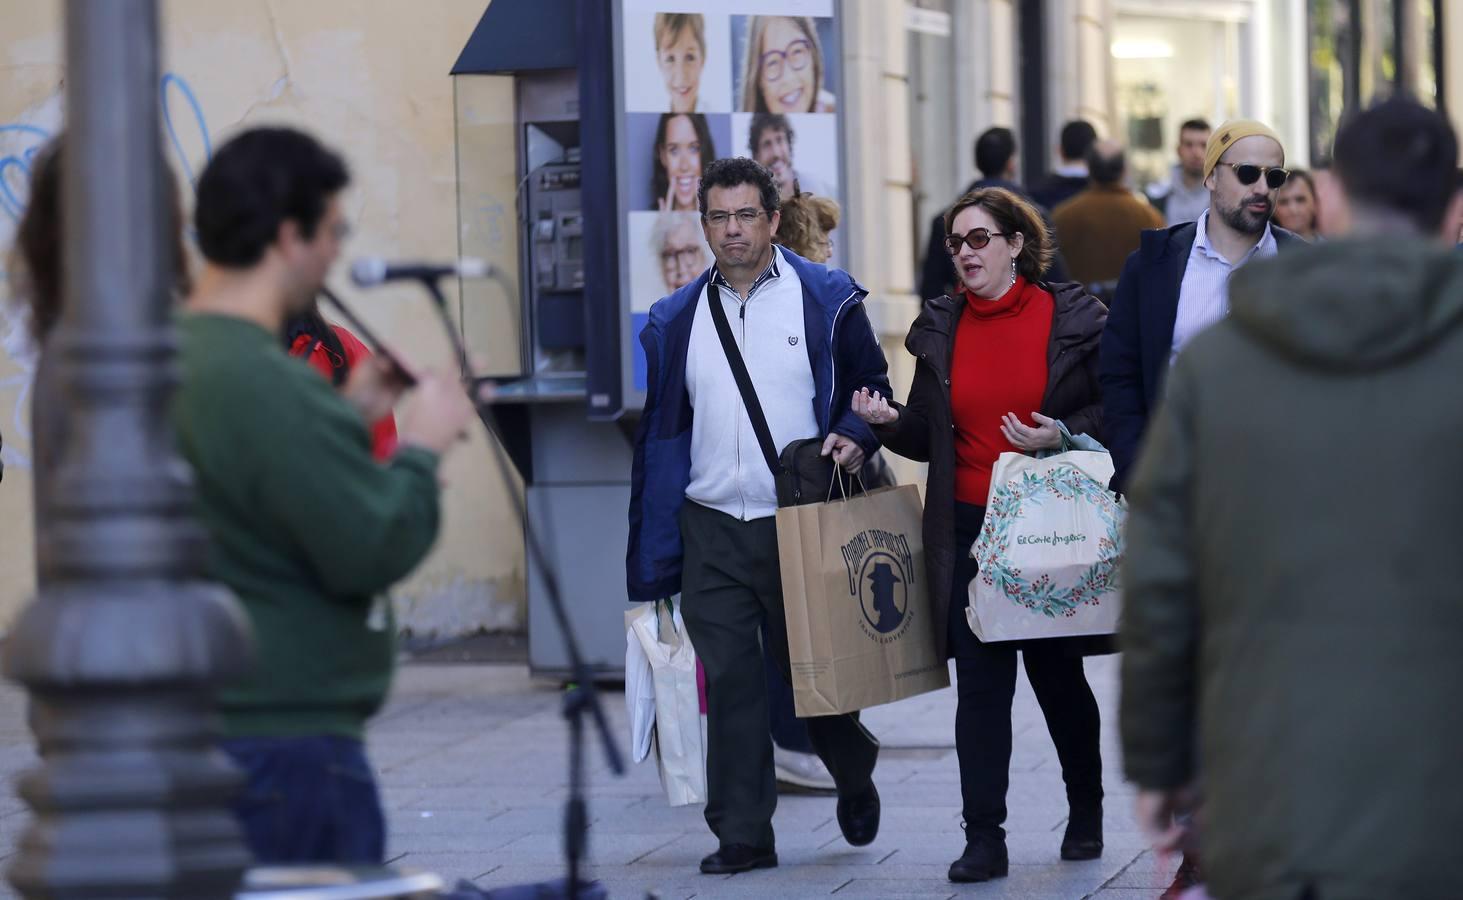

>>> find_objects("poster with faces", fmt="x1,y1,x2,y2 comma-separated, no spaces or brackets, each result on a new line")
619,0,843,395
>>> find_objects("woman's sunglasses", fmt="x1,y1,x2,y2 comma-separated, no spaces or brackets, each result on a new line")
1226,163,1290,190
945,228,1013,255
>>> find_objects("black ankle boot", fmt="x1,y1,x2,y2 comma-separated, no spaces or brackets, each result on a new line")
1060,802,1103,861
948,830,1009,883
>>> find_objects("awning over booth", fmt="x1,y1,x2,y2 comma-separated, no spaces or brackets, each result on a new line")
451,0,577,75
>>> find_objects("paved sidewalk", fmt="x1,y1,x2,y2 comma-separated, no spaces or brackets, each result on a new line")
0,655,1182,899
371,654,1180,899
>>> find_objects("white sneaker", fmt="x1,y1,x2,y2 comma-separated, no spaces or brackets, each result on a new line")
774,746,837,792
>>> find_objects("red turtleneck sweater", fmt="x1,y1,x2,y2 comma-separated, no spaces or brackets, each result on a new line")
950,276,1053,505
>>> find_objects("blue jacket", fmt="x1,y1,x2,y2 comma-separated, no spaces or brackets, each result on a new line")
626,250,893,604
1099,220,1303,492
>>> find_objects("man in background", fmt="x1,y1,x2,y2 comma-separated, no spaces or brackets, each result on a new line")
1145,119,1211,225
1052,139,1164,288
1029,119,1098,212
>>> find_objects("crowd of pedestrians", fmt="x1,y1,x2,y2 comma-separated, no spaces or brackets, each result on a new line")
628,93,1463,900
7,69,1462,899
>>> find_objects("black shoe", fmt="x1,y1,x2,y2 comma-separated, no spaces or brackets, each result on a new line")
836,782,880,846
948,832,1009,883
699,843,778,875
1060,803,1104,861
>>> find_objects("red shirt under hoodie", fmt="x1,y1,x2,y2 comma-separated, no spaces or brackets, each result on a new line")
950,276,1053,505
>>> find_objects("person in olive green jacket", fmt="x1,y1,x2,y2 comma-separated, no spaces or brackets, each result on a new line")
175,128,474,864
1120,96,1463,900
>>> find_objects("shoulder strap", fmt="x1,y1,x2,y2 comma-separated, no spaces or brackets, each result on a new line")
704,285,782,480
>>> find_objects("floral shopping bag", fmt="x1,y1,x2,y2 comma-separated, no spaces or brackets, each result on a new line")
967,451,1124,642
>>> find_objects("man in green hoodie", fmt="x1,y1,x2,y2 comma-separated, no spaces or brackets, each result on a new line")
1121,96,1463,900
174,127,475,864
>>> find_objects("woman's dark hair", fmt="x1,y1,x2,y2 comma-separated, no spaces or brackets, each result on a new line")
10,136,192,344
944,186,1053,281
282,300,348,386
696,157,780,217
194,126,350,267
650,113,716,210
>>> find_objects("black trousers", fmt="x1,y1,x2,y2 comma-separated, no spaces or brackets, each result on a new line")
678,500,879,849
949,502,1103,838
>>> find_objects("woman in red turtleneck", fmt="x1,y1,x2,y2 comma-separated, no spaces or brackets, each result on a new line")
853,188,1109,884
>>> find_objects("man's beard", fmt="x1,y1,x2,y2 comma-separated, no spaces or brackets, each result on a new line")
1218,196,1272,235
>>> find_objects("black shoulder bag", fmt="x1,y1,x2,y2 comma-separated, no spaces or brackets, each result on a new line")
705,290,860,507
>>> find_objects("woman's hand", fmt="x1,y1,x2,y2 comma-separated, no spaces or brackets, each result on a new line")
851,388,899,426
1000,411,1062,452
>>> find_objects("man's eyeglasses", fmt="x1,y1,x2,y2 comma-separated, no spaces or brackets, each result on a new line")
759,39,813,82
945,227,1013,255
704,208,766,228
1226,163,1290,190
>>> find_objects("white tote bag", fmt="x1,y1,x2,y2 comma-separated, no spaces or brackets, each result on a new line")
623,605,658,764
627,599,707,807
967,450,1124,642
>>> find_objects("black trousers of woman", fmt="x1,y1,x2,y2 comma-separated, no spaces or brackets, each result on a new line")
949,501,1104,839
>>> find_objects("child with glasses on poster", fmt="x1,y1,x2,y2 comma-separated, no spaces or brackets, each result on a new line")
739,16,836,114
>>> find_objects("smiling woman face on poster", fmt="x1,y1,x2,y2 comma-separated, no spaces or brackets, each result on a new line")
655,13,706,113
652,113,715,212
740,16,836,114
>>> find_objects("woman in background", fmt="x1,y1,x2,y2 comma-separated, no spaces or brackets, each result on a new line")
1274,168,1320,241
654,13,706,114
739,16,836,114
774,190,839,263
9,137,192,571
651,113,715,212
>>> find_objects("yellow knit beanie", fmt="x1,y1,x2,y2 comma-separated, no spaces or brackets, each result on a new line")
1204,120,1285,181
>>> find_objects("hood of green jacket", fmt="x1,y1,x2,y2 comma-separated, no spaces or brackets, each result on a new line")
1229,240,1463,370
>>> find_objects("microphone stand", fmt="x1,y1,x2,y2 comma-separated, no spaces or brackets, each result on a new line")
325,279,624,899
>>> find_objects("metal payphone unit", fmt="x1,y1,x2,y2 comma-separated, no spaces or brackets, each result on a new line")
452,4,632,677
453,0,847,677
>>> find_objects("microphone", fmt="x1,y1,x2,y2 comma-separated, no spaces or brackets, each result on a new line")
350,257,494,287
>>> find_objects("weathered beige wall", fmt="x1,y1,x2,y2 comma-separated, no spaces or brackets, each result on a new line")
0,1,526,636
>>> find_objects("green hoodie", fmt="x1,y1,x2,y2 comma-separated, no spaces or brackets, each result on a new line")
172,313,442,740
1121,241,1463,900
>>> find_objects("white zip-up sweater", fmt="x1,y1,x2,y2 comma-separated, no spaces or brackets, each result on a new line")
685,247,818,521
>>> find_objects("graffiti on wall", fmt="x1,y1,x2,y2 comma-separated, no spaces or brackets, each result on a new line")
0,72,211,472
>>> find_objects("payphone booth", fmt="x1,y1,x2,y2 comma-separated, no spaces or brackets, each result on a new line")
452,0,847,677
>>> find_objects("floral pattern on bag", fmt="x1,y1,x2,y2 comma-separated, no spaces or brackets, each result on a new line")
973,464,1124,619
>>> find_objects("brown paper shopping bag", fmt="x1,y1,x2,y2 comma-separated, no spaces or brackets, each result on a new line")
777,484,950,717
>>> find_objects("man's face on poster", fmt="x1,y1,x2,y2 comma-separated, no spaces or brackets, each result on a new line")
755,126,796,202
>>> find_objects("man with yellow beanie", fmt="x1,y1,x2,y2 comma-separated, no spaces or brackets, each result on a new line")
1100,118,1305,493
1099,118,1307,898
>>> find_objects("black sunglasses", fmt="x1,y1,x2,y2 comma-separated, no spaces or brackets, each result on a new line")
1226,163,1290,190
945,228,1013,254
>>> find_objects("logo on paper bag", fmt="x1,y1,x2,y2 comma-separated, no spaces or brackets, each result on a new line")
841,529,916,643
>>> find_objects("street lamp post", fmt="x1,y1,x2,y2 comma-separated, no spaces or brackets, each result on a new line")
3,1,254,896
